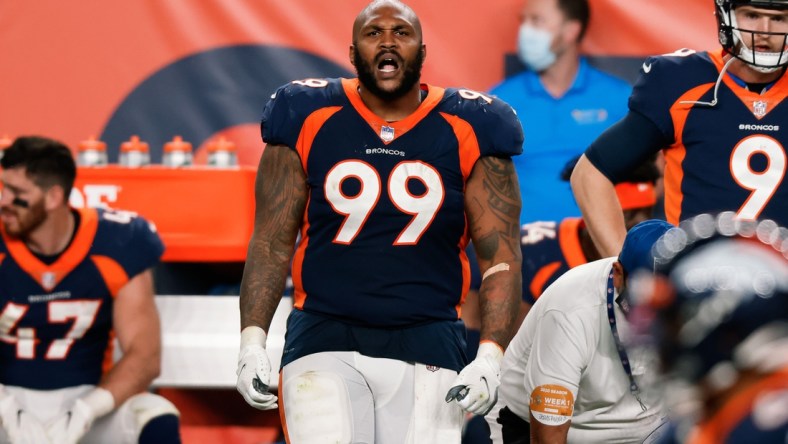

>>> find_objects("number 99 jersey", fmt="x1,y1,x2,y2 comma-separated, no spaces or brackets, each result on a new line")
630,49,788,225
262,78,523,327
0,208,164,390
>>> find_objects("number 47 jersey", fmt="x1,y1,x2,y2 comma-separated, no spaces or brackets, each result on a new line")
0,208,164,390
262,78,523,327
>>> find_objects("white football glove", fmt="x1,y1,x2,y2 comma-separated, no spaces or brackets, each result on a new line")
46,388,114,444
236,326,278,410
445,342,503,416
0,387,51,444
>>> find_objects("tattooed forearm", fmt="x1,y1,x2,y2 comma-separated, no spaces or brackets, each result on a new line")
465,155,523,348
473,231,500,262
240,145,307,331
478,273,522,348
480,156,520,232
467,156,522,261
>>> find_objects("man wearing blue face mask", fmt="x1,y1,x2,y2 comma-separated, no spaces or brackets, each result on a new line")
490,0,631,224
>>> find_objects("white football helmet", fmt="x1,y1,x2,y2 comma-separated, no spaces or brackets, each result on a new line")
715,0,788,72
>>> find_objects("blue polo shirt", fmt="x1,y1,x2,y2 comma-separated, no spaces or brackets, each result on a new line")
490,58,631,223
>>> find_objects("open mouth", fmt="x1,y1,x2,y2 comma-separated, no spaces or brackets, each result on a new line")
377,57,400,74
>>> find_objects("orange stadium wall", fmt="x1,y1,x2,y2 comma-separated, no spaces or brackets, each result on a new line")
1,0,718,167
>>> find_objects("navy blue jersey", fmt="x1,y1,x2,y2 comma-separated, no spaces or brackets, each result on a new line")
520,218,588,305
262,77,523,370
0,208,164,390
262,78,523,326
659,368,788,444
628,49,788,225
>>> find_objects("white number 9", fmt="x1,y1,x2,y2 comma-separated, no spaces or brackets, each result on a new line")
730,135,786,220
325,160,381,244
389,161,443,244
101,208,138,224
292,79,328,88
324,160,445,245
458,89,493,104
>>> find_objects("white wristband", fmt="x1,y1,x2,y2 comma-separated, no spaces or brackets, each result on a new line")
477,341,504,365
81,387,115,418
241,326,267,349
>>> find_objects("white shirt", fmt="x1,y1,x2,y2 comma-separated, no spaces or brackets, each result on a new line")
494,258,664,443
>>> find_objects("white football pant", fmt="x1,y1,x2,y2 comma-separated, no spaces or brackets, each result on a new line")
280,351,464,444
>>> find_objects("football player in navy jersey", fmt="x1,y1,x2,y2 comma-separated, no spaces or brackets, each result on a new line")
571,0,788,258
0,136,180,444
517,156,659,324
459,156,659,443
236,1,524,442
629,213,788,444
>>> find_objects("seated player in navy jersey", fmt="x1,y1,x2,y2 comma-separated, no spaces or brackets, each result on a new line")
235,1,524,442
630,213,788,444
461,157,659,443
0,136,180,444
515,156,660,325
486,219,673,444
571,0,788,258
463,155,659,354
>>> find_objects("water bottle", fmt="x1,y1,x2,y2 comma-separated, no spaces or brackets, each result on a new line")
162,136,193,167
0,135,11,161
77,136,108,166
206,136,238,168
119,135,151,167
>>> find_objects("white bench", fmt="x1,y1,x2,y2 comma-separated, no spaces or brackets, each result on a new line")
149,295,291,389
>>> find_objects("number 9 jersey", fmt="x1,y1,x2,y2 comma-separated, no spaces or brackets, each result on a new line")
630,49,788,225
0,208,164,390
262,78,523,328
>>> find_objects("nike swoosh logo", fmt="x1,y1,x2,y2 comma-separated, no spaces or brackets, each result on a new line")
642,62,652,73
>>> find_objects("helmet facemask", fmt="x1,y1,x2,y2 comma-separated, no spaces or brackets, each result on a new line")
716,0,788,72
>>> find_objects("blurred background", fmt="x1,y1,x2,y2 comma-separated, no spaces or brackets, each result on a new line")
1,0,716,165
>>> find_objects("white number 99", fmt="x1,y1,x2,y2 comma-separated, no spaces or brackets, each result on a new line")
324,160,444,245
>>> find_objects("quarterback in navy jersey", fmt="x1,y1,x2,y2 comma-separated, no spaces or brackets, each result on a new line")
0,137,180,444
571,0,788,258
236,1,524,442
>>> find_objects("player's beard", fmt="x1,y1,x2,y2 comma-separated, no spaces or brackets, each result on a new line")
1,198,47,238
354,46,424,102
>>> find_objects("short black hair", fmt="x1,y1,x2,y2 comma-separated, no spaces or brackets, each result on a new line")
1,136,77,196
560,154,660,184
557,0,591,41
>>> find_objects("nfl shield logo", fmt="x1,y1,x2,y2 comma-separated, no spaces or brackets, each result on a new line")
753,100,767,118
41,272,56,291
380,125,395,143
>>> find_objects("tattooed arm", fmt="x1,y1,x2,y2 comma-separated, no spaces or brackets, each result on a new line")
464,155,522,349
445,155,522,415
240,144,308,332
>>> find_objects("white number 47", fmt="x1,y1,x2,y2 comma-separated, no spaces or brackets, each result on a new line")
0,300,101,360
